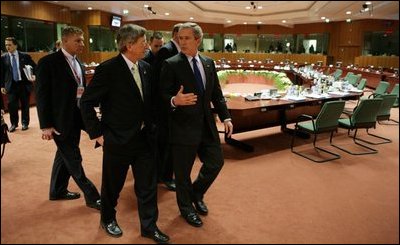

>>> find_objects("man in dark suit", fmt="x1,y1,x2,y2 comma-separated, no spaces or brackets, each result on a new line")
160,22,233,227
35,26,101,211
153,23,182,192
80,24,169,244
143,32,163,66
1,37,36,132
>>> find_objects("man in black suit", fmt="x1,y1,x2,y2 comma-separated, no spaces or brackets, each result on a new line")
1,37,36,132
143,32,163,66
153,23,182,192
80,24,169,244
160,22,233,227
35,26,101,211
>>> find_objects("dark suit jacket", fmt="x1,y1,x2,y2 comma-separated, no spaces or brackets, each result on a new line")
80,54,155,149
35,50,86,140
143,50,156,66
1,51,36,92
160,53,230,146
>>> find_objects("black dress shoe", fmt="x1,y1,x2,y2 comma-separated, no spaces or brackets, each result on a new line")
100,220,123,238
194,200,208,215
22,124,29,131
164,180,176,191
86,199,101,210
49,191,81,200
141,227,170,244
9,125,17,132
183,212,203,227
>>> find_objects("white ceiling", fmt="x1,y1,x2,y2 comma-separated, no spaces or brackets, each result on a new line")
50,1,399,27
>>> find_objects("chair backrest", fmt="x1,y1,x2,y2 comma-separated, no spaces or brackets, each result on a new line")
351,98,383,128
377,94,397,120
390,84,399,107
315,101,346,131
333,69,343,80
346,74,359,86
357,78,367,90
344,72,354,80
374,81,390,97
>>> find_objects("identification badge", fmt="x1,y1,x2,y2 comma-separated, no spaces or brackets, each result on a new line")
77,86,85,99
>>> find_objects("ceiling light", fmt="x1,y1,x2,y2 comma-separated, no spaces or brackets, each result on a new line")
346,11,351,15
325,19,330,23
282,20,286,23
189,17,194,20
257,6,263,9
123,9,129,15
346,19,352,23
243,22,247,25
365,1,372,5
87,7,92,10
227,20,232,23
245,6,251,9
165,12,170,16
144,4,149,8
257,21,262,24
321,16,326,20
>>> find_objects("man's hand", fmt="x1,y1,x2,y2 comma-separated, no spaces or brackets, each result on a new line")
173,85,197,106
41,127,61,140
95,136,104,146
224,120,233,138
29,75,36,82
1,88,7,94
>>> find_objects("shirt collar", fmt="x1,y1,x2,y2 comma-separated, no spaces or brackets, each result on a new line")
171,39,181,53
184,52,200,63
61,48,76,61
8,51,18,57
121,53,138,70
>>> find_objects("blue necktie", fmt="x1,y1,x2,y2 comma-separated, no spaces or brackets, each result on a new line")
192,58,204,95
11,54,19,81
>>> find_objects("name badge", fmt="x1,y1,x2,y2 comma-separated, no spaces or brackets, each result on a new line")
77,86,85,99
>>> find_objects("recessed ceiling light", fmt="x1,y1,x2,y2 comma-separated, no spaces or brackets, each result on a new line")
243,22,247,25
165,12,170,16
346,19,352,23
227,20,232,23
144,4,149,8
282,20,286,23
346,11,352,15
321,16,326,20
365,1,372,5
123,9,129,15
245,6,251,9
257,6,263,9
87,7,92,10
257,21,262,24
189,17,194,20
325,19,330,23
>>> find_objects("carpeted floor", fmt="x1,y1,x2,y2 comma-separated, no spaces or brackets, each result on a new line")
1,105,399,244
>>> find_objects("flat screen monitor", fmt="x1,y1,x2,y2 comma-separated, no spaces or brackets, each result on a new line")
111,16,121,27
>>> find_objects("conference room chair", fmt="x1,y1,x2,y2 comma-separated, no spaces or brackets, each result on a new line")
290,100,346,163
332,69,343,81
389,83,399,108
332,98,383,155
375,94,398,127
357,78,367,90
368,81,390,99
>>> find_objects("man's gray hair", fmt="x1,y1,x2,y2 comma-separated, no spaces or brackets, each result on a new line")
61,26,83,38
117,24,147,53
179,22,203,40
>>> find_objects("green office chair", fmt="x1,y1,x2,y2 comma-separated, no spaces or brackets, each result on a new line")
344,72,354,81
332,98,383,155
291,100,345,163
390,83,399,108
346,74,360,86
332,69,343,81
375,94,398,127
368,81,390,99
357,78,367,90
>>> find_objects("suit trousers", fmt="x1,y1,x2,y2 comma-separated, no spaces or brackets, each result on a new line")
171,124,224,215
51,127,100,203
156,117,174,182
7,81,30,126
101,131,158,232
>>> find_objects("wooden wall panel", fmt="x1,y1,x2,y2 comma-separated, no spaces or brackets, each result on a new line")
1,1,70,23
355,56,399,68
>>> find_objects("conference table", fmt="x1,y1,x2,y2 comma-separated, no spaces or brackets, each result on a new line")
221,83,363,152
